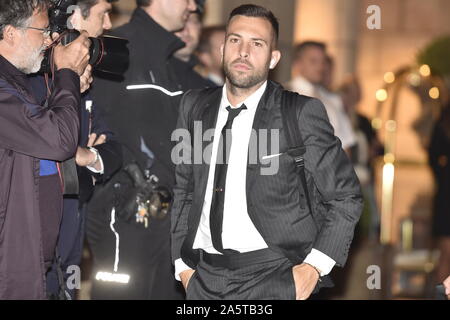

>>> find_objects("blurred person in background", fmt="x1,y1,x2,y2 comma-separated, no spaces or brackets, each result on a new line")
443,275,450,299
339,75,383,242
288,42,356,155
196,25,226,86
172,0,215,90
428,104,450,284
87,0,197,300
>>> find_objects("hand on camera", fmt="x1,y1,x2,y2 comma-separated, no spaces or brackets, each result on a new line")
80,64,93,93
53,31,91,76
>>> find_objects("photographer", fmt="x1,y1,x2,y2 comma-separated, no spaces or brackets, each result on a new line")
29,0,122,299
0,0,91,299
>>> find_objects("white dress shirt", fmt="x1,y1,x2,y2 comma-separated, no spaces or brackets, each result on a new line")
288,76,356,150
85,100,104,174
175,81,335,279
86,147,104,174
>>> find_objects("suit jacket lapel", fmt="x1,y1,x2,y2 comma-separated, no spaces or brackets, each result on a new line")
197,88,222,205
246,81,282,191
185,88,221,255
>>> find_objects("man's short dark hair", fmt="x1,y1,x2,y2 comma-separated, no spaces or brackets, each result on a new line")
136,0,152,7
0,0,49,40
293,41,326,61
195,0,205,17
227,4,279,45
197,25,225,53
77,0,117,19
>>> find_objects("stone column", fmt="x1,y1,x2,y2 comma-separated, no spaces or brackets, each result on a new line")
202,0,225,26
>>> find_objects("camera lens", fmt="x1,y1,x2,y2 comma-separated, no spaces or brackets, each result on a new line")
89,36,129,76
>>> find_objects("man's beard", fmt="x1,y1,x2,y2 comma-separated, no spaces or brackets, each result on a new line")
15,42,45,74
223,58,269,89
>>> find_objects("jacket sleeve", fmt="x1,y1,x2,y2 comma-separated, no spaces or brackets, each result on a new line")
299,97,363,267
0,69,81,161
89,98,123,182
94,140,123,182
171,90,196,263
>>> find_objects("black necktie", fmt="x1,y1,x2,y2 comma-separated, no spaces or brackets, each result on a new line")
209,104,247,254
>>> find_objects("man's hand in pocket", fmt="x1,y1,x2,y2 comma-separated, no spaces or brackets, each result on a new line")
180,269,196,290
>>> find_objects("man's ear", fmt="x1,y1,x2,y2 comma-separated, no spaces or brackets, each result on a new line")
2,25,17,46
269,50,281,70
220,43,224,63
68,7,83,30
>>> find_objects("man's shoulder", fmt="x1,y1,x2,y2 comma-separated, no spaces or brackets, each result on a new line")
0,76,14,90
178,87,221,118
109,23,134,39
278,88,330,128
279,85,319,109
182,86,221,101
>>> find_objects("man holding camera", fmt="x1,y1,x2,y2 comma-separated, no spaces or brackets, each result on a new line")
87,0,197,299
28,0,123,299
0,0,92,299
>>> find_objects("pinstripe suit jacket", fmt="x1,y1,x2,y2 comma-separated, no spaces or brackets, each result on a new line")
171,80,363,272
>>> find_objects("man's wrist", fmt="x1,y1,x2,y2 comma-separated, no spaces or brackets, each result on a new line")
303,249,336,276
175,259,192,281
87,147,99,167
303,262,322,281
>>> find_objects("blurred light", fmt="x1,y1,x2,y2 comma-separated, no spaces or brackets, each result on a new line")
429,87,440,99
381,163,395,244
372,118,382,130
376,89,388,102
419,64,431,77
401,219,413,252
424,262,435,273
386,120,397,132
95,271,130,284
408,73,421,87
384,153,395,163
384,72,395,84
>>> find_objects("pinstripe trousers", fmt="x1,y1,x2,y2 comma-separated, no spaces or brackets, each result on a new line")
186,252,297,300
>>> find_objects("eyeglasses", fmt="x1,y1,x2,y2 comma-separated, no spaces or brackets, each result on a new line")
24,26,51,37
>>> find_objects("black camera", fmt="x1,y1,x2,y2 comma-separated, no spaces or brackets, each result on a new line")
40,0,129,76
114,163,172,228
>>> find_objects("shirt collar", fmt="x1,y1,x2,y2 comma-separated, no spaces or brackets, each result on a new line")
220,81,268,111
0,54,26,78
0,54,34,97
290,75,316,97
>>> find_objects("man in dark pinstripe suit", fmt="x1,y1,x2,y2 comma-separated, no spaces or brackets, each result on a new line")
171,4,363,300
